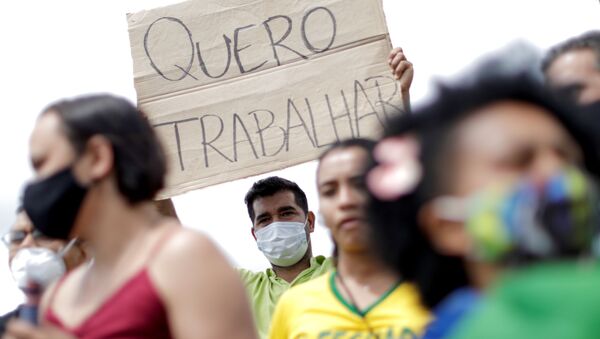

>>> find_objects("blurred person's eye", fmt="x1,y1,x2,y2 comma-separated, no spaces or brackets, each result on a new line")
319,185,337,197
2,231,24,245
350,176,368,192
553,140,582,165
2,230,28,246
497,147,535,171
32,229,53,243
2,229,53,246
256,216,271,227
553,145,572,163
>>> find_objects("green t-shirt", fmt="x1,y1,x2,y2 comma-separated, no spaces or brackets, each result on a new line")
239,255,333,339
452,261,600,339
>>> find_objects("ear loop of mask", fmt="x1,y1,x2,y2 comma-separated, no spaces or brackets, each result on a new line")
58,238,79,258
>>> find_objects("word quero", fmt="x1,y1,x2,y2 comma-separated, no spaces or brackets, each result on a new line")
143,6,337,81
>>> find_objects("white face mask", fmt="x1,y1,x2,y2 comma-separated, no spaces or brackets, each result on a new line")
255,220,309,267
10,238,77,290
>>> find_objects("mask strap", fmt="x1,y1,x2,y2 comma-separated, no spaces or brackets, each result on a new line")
58,238,78,258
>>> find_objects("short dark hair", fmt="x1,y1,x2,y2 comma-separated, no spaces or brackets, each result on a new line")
44,94,167,204
369,72,600,309
244,176,308,222
542,30,600,73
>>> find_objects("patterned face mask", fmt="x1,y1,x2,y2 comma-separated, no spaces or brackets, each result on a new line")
435,167,600,263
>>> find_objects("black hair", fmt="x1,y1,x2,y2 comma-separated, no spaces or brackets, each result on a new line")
542,30,600,73
244,176,308,222
44,94,167,204
369,72,600,309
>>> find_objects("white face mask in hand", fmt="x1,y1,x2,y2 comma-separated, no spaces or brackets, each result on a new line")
10,238,77,289
255,220,309,267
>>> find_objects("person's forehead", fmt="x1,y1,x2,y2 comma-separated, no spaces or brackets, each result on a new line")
548,48,599,80
29,112,77,177
11,212,33,231
30,112,63,152
318,147,367,185
252,190,300,214
455,100,572,155
560,48,598,65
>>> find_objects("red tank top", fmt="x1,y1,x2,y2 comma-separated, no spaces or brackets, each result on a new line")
45,231,175,339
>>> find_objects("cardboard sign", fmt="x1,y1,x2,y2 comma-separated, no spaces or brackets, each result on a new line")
127,0,402,198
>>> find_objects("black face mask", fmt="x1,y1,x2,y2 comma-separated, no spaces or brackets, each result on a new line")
23,167,88,240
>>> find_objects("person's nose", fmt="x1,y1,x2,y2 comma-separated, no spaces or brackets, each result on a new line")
338,184,363,209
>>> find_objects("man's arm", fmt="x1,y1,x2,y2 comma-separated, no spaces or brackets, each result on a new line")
151,229,257,339
388,47,414,113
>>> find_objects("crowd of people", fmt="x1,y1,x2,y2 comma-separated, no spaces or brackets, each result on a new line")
0,29,599,339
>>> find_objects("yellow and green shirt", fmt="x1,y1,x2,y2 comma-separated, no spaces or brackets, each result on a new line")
268,271,431,339
239,256,333,339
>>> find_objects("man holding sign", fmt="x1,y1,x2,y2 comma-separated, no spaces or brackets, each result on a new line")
237,48,413,338
241,177,329,339
149,45,413,338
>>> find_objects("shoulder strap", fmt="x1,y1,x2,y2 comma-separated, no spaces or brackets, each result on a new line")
146,226,180,264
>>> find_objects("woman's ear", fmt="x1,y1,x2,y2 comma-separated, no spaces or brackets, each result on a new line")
418,199,472,257
76,135,114,184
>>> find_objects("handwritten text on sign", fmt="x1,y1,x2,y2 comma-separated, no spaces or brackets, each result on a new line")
127,0,400,198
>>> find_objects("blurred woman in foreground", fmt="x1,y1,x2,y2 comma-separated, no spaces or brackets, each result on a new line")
368,73,600,339
5,95,256,339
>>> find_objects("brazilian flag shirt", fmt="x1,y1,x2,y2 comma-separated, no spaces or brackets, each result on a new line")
268,271,431,339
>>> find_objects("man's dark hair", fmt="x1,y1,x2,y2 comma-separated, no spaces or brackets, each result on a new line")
44,94,167,204
542,30,600,73
244,176,308,222
369,71,600,309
